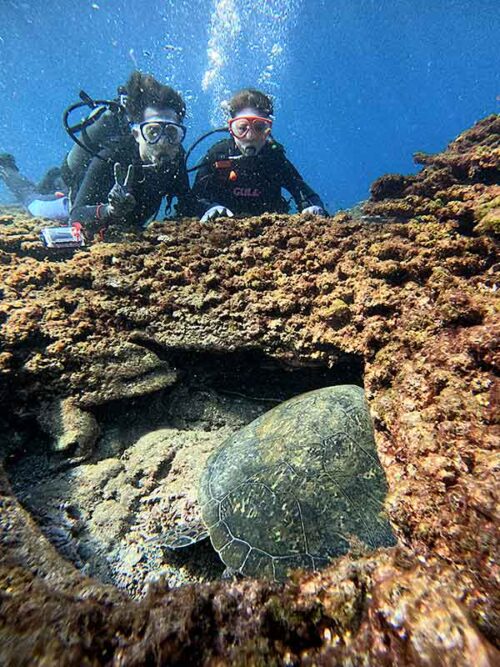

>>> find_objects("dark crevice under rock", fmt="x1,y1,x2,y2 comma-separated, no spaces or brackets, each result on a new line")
5,349,365,595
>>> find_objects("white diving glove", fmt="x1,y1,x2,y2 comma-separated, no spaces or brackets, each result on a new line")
200,205,234,223
301,205,327,217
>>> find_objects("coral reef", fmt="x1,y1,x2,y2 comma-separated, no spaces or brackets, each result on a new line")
0,116,499,664
365,114,500,235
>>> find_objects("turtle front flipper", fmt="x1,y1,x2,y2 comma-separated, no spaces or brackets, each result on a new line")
148,522,209,550
222,567,243,581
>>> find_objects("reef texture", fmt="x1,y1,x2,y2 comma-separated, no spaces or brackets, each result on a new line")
0,116,499,664
365,114,500,235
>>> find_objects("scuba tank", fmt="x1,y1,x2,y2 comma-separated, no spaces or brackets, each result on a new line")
62,87,130,187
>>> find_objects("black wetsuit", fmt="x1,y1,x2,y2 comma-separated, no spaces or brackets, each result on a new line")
69,135,194,226
193,137,326,216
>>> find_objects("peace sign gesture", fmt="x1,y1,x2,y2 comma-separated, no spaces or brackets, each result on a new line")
106,162,136,219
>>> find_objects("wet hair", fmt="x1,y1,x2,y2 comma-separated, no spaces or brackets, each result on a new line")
125,70,186,122
228,88,274,117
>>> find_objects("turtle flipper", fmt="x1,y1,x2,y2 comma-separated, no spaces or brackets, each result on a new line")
147,522,209,550
221,567,243,581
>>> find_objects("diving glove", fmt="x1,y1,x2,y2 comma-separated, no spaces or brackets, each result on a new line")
103,162,136,219
301,205,327,217
201,205,234,223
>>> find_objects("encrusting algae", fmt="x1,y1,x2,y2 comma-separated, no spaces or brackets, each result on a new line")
0,115,498,665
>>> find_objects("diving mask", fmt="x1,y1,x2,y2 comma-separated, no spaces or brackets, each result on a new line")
136,118,186,145
228,115,273,139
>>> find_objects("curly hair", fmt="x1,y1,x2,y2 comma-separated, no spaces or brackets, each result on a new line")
125,71,186,122
227,88,274,117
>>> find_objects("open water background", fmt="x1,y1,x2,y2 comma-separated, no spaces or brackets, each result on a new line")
0,0,498,211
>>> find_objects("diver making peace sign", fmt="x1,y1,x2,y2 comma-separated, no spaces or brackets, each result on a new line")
69,71,195,231
102,163,136,220
0,71,196,239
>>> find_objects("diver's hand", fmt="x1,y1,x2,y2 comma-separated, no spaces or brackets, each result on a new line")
200,205,234,223
105,163,136,219
301,205,327,217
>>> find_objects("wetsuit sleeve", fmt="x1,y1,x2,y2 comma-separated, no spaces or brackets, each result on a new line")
280,156,327,213
192,149,220,213
172,160,200,218
68,155,115,227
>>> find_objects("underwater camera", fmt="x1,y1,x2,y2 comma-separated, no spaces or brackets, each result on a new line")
40,223,85,249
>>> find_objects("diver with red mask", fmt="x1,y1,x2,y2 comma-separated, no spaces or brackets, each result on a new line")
192,88,327,222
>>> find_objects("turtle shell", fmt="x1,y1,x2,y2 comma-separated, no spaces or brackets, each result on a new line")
199,385,396,580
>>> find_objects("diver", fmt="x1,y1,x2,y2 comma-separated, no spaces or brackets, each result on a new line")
0,154,70,220
0,71,195,233
192,88,328,222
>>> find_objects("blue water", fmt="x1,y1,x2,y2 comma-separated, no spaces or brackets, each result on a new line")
0,0,498,211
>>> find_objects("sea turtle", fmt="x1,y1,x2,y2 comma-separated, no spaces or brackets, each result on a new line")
161,385,396,580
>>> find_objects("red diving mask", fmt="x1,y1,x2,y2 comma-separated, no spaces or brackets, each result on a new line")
228,115,273,139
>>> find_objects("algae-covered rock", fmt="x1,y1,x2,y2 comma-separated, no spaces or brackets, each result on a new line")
73,341,179,408
322,298,352,328
364,114,500,230
38,397,100,458
474,192,500,235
